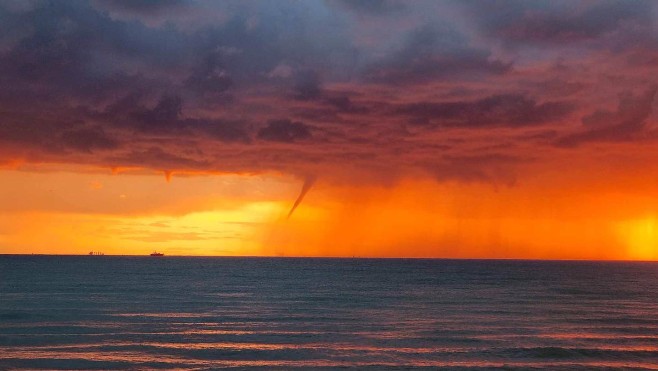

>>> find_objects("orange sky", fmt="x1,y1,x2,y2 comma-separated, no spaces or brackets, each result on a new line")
1,160,657,260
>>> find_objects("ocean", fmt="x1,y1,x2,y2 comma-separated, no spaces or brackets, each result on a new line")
1,256,658,370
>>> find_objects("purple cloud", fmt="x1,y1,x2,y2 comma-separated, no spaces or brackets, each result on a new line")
1,0,657,185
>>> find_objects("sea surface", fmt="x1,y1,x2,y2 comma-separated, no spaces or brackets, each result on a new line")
1,256,658,370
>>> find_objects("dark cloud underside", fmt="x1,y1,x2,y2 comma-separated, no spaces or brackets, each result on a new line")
0,0,657,183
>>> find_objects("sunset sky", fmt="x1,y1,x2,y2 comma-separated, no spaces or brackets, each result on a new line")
2,0,658,259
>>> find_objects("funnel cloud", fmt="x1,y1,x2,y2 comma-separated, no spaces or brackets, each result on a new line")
287,175,317,219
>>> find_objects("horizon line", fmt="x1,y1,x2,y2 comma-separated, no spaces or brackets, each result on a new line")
1,253,657,263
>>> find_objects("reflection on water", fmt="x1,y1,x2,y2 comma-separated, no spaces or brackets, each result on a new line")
1,256,658,369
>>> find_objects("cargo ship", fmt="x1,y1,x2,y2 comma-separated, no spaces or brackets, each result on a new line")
150,251,164,257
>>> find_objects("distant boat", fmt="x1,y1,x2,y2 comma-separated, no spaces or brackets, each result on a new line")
150,251,164,257
88,251,104,256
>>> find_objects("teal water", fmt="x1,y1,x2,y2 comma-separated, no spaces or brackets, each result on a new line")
1,256,658,369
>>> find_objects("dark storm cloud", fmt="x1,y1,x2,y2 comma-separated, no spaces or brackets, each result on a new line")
0,0,354,103
101,94,251,142
2,0,658,183
364,25,510,84
0,1,187,91
458,0,653,46
330,0,406,15
0,110,118,156
0,2,106,94
556,87,658,147
96,0,187,14
60,126,119,153
186,119,251,143
292,69,323,101
133,95,184,132
396,94,573,128
257,120,312,143
106,147,210,170
323,94,369,114
184,51,234,95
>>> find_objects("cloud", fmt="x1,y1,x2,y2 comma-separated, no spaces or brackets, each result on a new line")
363,25,511,84
99,94,251,142
60,126,119,153
330,0,406,16
133,95,184,132
459,0,654,47
106,147,210,170
292,69,323,101
287,174,317,219
396,94,573,128
257,119,312,143
323,94,369,114
556,87,657,147
1,1,658,186
184,51,234,96
95,0,188,15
